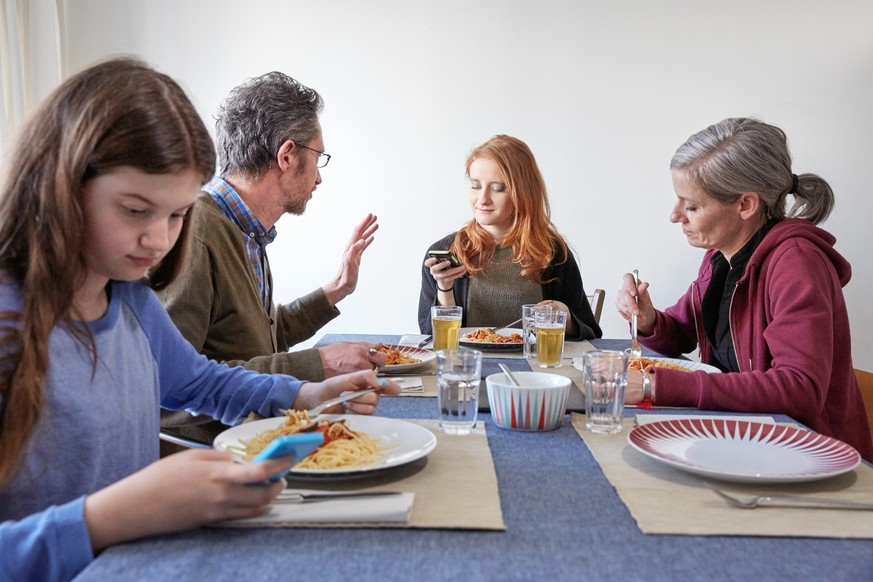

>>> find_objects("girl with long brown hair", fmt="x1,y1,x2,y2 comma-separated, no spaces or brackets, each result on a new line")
0,58,397,581
418,135,601,340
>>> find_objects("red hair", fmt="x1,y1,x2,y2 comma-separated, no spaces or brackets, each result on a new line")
453,135,567,282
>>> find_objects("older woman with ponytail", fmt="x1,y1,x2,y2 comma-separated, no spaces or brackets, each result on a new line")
615,117,873,461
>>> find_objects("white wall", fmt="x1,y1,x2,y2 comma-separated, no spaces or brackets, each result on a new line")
58,0,873,368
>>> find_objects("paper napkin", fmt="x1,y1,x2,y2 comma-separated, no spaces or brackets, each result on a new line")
222,489,415,526
393,377,424,392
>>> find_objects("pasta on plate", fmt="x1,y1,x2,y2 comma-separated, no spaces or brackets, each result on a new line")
230,409,385,470
379,346,420,365
463,328,522,344
629,357,692,373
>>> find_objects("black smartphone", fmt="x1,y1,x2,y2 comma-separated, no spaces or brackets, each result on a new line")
427,249,463,268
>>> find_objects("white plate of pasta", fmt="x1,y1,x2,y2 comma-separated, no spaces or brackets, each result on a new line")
213,412,438,476
459,327,524,351
573,356,721,374
378,344,436,373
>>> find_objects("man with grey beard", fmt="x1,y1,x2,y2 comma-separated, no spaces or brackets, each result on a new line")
158,72,386,446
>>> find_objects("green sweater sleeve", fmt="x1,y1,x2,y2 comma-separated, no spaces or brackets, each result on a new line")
156,193,337,382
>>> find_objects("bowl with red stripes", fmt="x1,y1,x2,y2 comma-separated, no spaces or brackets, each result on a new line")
486,372,571,431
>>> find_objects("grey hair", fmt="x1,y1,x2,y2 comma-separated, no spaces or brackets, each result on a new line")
215,72,323,179
670,118,834,224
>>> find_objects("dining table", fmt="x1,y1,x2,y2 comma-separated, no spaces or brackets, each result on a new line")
77,334,873,581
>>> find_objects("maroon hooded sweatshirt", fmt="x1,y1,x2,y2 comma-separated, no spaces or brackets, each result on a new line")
642,218,873,461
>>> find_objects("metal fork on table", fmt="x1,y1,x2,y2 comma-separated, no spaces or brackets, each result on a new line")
706,483,873,510
629,269,642,359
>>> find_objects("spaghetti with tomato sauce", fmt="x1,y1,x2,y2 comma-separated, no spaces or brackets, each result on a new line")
629,357,691,373
232,410,384,470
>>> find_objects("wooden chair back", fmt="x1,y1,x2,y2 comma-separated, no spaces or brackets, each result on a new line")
855,368,873,446
587,288,606,324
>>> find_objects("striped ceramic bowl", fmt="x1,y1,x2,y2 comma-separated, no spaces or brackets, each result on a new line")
486,372,571,431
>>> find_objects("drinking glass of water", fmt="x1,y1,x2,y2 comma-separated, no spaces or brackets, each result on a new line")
581,350,629,434
522,303,552,360
435,348,482,435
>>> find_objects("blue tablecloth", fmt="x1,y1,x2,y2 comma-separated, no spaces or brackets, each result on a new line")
78,336,873,581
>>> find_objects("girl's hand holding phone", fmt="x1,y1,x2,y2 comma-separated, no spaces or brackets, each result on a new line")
252,433,324,483
83,448,295,552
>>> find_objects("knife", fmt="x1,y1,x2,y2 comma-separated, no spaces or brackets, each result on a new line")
275,491,402,504
417,335,433,348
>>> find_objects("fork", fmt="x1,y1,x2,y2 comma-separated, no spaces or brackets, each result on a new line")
493,317,523,332
304,387,379,417
629,269,642,359
707,484,873,510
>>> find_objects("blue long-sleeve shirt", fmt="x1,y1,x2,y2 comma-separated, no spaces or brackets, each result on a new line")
0,279,303,581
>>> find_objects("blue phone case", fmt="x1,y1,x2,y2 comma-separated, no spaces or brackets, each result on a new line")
252,433,324,483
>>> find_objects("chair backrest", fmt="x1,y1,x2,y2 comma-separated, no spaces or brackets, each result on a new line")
587,288,605,324
855,368,873,446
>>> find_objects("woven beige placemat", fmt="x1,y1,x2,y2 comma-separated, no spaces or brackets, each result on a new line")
402,420,504,529
225,420,505,530
571,414,873,538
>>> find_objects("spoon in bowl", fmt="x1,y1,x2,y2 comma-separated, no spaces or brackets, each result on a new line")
498,363,521,386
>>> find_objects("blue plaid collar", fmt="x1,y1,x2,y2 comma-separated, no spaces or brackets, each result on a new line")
205,176,277,247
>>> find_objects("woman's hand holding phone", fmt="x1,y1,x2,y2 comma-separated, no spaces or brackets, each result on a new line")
427,249,462,268
426,249,467,291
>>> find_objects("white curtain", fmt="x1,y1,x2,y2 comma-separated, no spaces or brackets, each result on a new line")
0,0,64,154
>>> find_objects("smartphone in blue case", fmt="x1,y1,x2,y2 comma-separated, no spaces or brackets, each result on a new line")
252,432,324,482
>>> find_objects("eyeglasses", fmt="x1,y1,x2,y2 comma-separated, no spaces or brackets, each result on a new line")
296,143,331,168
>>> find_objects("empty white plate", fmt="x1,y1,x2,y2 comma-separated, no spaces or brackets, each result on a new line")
628,418,861,483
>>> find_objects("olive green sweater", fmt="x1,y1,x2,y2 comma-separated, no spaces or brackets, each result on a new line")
157,192,339,439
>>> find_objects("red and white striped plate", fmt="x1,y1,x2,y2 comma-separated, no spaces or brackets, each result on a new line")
628,418,861,483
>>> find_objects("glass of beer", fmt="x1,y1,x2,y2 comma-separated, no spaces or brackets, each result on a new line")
431,306,462,351
535,310,567,368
